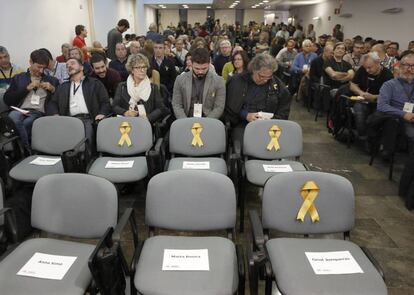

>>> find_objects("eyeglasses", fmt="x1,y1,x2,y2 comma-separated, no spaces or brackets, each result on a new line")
401,63,414,70
133,66,147,71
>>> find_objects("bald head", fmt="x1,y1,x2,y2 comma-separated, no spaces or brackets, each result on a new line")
323,44,334,59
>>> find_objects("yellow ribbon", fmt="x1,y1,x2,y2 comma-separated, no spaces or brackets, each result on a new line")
191,122,204,147
296,181,320,223
266,125,281,151
118,121,132,147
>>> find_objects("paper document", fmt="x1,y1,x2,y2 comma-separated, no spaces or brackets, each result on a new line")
263,164,293,173
105,160,134,169
11,106,30,115
258,111,274,120
17,252,77,280
182,161,210,170
30,157,61,166
305,251,364,275
162,249,210,271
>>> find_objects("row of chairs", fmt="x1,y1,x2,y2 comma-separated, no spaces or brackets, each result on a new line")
0,169,387,294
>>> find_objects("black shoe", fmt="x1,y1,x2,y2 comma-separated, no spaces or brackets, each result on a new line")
405,198,414,211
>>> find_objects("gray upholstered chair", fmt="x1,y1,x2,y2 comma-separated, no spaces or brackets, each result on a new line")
132,170,245,295
238,119,306,231
87,117,156,183
0,178,17,255
249,171,387,295
167,117,228,175
9,116,86,183
0,173,135,295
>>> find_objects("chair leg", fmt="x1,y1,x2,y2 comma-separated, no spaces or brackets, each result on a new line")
248,257,259,295
389,152,395,180
239,184,245,233
265,276,273,295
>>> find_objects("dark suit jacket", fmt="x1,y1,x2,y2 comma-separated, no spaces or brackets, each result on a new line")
48,76,111,118
4,71,59,113
151,57,177,93
112,81,170,123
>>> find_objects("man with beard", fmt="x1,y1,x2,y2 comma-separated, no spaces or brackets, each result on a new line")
90,53,121,99
49,57,111,148
172,48,225,119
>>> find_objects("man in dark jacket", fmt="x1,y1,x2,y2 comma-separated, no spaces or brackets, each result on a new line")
152,40,177,93
4,49,59,149
48,57,111,148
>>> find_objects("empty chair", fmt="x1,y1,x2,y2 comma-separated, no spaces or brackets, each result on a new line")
132,170,245,295
167,117,228,175
9,116,86,183
0,173,132,294
87,117,156,183
249,171,387,295
237,119,306,231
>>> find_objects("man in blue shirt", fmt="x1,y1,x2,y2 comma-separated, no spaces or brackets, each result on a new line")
290,39,317,96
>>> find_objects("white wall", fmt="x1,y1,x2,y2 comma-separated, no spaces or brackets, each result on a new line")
244,9,265,25
144,6,157,34
215,10,236,26
290,0,414,49
264,10,289,25
0,0,91,68
93,0,135,45
188,10,207,26
159,9,180,29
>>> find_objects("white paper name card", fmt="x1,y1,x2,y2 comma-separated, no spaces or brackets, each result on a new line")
258,111,274,120
17,252,77,280
182,161,210,170
162,249,210,271
305,251,364,275
403,102,414,113
30,157,61,166
263,164,293,173
105,160,134,169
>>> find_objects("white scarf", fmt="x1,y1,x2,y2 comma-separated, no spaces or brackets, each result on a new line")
127,74,151,110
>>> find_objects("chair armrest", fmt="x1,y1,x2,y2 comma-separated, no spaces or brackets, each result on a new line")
113,208,138,249
236,244,246,295
361,246,385,280
249,210,265,249
146,137,164,177
0,207,18,244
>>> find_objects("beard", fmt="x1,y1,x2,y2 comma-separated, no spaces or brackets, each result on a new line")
68,68,83,77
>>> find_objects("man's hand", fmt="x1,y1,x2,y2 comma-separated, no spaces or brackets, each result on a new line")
246,112,260,122
361,92,376,101
27,80,40,91
403,112,414,122
40,82,55,93
124,110,138,117
95,114,106,121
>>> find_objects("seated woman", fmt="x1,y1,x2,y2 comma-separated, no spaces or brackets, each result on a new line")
222,49,249,81
112,53,170,123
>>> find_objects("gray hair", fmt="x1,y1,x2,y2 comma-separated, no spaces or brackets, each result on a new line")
361,52,381,64
0,46,9,55
126,53,149,73
248,53,278,73
149,23,157,32
302,39,313,48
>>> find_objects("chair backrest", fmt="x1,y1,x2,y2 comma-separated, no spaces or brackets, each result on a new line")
262,171,355,235
31,173,118,239
169,117,226,156
31,116,85,155
146,170,236,231
0,92,8,114
0,179,4,226
96,117,153,156
243,119,303,159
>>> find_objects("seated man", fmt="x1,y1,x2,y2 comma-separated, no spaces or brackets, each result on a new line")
0,46,24,95
224,53,292,141
375,51,414,156
4,49,59,150
371,43,396,72
290,39,317,95
309,44,333,85
343,40,364,71
109,43,129,81
56,43,70,63
152,40,177,94
323,42,354,90
172,48,225,119
90,53,121,99
350,52,393,140
48,57,111,148
40,48,69,84
276,39,297,70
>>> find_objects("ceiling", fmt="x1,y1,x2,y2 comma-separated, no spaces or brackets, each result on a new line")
149,0,326,10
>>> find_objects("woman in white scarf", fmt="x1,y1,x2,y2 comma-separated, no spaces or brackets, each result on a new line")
112,53,170,122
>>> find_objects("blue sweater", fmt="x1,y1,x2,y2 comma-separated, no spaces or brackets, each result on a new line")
290,52,318,74
377,77,414,117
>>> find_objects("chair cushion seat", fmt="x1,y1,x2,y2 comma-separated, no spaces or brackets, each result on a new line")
88,156,148,183
245,160,306,186
0,238,95,295
9,155,64,183
135,236,238,295
266,238,387,295
168,157,228,175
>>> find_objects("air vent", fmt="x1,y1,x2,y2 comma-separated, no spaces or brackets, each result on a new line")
339,13,352,18
381,8,403,14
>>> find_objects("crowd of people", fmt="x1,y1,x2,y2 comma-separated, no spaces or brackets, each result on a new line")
1,18,414,209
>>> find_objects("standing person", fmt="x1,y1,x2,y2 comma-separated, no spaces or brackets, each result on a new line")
107,19,130,60
72,24,90,61
0,46,24,94
275,24,290,41
146,23,162,43
333,24,344,41
305,24,316,41
4,49,59,150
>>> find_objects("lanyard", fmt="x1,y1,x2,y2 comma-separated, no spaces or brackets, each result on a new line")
0,67,13,79
398,79,414,101
73,81,82,96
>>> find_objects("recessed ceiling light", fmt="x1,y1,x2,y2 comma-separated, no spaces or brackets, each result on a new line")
263,0,269,2
206,6,211,8
259,2,264,4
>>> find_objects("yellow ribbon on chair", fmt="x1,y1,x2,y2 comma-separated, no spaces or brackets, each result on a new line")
296,181,320,223
118,121,132,147
191,122,204,147
266,125,281,151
